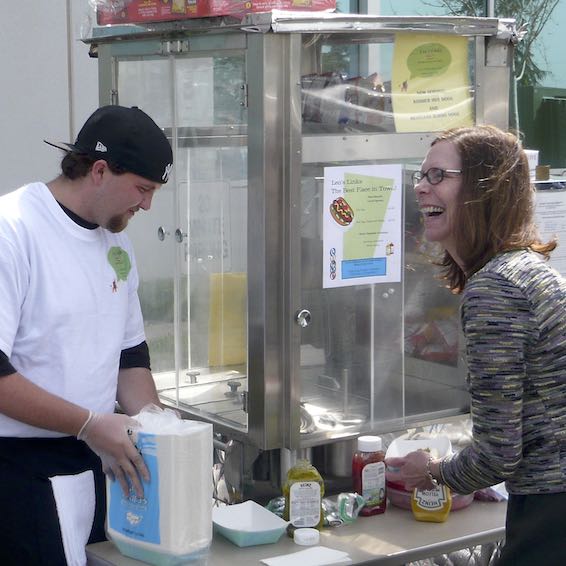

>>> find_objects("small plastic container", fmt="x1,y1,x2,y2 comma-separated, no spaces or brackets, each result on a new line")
352,436,387,516
293,528,320,546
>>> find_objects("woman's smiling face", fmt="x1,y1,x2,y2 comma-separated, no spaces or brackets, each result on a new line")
414,140,463,260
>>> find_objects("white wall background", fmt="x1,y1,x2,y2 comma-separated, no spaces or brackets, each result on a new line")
0,0,98,194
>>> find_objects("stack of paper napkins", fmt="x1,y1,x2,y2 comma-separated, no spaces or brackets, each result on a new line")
261,546,352,566
106,405,213,566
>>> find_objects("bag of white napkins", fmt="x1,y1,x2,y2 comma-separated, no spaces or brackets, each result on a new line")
106,405,213,566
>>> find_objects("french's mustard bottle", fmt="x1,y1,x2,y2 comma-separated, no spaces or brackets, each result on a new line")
411,485,452,523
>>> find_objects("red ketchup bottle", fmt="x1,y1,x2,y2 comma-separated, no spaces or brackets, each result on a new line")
352,435,387,516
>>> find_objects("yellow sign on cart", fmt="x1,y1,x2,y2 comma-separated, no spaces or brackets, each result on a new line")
391,33,473,132
208,273,247,367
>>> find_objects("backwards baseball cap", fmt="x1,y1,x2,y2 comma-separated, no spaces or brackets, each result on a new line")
45,105,173,184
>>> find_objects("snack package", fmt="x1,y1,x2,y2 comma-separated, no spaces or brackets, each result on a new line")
95,0,336,24
95,0,205,24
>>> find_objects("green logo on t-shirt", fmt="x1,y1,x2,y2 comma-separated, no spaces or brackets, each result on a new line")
107,246,131,281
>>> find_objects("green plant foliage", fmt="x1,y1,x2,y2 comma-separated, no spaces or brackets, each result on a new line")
427,0,559,86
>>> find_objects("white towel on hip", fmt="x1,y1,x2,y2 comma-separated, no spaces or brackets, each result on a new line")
49,470,96,566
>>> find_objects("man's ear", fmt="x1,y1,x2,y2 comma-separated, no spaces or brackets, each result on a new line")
91,159,108,184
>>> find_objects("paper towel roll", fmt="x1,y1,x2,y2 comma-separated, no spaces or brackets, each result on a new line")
106,409,213,565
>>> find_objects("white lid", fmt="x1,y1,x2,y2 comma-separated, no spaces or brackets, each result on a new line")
294,528,320,546
357,435,382,452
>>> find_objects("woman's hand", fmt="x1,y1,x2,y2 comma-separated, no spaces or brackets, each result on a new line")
386,449,438,490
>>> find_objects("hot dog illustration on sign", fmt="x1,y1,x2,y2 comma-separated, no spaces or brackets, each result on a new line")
329,196,354,226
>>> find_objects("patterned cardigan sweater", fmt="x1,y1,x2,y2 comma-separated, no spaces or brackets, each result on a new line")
441,249,566,495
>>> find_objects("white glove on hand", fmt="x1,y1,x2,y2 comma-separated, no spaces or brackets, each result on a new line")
77,411,149,498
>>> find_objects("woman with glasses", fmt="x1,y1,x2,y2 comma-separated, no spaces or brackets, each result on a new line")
387,125,566,564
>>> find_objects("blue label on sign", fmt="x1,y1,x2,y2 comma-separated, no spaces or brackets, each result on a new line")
342,257,386,279
108,432,160,544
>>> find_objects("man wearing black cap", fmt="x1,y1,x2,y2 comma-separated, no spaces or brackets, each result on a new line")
0,105,173,565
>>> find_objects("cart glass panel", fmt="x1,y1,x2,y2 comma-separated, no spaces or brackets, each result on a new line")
298,33,473,440
114,57,177,374
116,51,249,431
301,33,475,135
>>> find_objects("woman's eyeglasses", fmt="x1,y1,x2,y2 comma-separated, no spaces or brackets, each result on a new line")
412,167,462,187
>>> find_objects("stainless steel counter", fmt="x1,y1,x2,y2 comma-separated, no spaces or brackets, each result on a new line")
86,501,506,566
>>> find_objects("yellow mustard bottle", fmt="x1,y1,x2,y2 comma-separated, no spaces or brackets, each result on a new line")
411,485,452,523
283,459,325,536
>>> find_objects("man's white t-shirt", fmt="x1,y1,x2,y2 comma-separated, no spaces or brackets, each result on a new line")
0,182,146,437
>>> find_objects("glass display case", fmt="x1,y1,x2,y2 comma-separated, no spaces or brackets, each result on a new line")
89,13,516,457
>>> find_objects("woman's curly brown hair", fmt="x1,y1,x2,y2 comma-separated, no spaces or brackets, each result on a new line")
431,125,555,293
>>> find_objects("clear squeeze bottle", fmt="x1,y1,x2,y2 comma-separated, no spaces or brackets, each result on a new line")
283,459,325,536
352,435,387,516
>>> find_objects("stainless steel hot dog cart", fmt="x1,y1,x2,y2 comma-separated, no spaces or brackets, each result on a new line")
87,11,517,501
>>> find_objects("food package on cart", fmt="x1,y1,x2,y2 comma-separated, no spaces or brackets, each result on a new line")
95,0,337,25
106,405,213,566
95,0,207,25
206,0,336,18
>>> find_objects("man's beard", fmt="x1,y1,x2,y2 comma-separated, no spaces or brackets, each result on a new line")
106,213,128,233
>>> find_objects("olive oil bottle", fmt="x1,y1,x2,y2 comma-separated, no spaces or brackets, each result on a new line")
283,459,325,535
